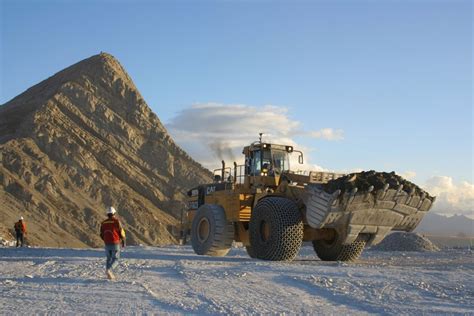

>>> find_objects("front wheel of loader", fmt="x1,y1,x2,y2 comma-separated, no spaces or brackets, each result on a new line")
245,245,256,258
249,197,303,261
312,232,367,261
191,204,234,257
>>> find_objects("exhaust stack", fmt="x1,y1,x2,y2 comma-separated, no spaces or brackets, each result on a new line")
221,160,225,180
233,162,237,184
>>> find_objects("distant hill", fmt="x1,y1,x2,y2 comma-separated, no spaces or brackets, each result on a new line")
0,53,212,247
416,213,473,237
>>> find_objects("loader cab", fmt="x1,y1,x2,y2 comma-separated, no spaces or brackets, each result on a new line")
243,143,292,177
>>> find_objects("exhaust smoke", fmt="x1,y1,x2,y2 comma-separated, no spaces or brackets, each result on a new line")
209,139,236,162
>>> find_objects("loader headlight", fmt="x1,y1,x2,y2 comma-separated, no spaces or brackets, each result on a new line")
286,146,293,153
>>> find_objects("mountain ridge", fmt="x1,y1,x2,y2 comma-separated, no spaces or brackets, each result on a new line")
1,53,127,140
416,212,473,237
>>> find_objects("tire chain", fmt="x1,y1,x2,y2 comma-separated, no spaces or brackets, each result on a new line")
335,239,366,261
312,236,366,262
250,197,303,261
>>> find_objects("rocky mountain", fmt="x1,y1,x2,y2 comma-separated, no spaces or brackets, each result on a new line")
0,53,212,247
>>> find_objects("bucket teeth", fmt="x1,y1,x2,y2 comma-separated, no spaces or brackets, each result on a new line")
396,184,404,193
346,174,357,182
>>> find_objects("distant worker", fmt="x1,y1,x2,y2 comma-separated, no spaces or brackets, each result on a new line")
14,216,27,247
100,206,126,280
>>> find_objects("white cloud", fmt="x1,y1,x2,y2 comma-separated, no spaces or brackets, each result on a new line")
309,128,344,141
400,171,417,180
166,103,342,170
423,176,474,218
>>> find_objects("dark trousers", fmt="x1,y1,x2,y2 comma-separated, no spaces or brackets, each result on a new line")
16,232,24,247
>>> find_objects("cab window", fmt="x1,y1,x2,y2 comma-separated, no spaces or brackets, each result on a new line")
271,150,290,174
250,150,261,175
262,149,272,171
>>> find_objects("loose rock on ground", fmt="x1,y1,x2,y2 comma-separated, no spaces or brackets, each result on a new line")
371,232,440,252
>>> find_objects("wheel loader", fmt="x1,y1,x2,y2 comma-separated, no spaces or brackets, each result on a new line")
184,135,435,261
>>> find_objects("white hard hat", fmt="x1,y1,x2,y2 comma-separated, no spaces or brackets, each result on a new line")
106,206,117,215
20,216,24,220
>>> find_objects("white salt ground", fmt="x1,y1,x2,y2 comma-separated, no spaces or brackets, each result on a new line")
0,245,472,315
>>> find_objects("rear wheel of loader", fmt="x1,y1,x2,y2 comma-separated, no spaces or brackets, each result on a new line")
191,204,234,257
312,232,367,261
249,197,303,261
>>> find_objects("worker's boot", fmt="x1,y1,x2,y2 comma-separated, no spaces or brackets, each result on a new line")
106,269,115,280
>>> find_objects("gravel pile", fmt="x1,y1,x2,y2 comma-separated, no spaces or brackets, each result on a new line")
371,232,440,252
322,170,433,199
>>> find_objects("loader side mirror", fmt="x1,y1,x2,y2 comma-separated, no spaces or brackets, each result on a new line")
295,150,304,164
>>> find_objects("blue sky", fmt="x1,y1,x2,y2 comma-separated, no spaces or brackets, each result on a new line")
1,0,472,214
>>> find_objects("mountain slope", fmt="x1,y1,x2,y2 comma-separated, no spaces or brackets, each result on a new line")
0,53,212,247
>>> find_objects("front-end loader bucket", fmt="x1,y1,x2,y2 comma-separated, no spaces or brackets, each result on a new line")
305,183,435,246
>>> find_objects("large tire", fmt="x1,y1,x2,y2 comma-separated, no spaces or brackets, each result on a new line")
245,245,257,258
249,197,303,261
191,204,234,256
312,233,366,261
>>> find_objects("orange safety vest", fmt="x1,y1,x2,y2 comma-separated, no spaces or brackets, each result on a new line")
100,217,125,245
14,221,26,233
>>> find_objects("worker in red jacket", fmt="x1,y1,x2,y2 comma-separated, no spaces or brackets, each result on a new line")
14,217,27,247
100,206,126,280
